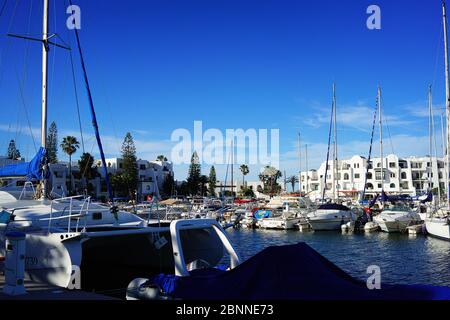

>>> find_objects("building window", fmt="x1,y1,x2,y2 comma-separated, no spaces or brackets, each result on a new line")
119,163,123,169
354,173,360,179
344,173,349,180
366,183,373,190
377,183,382,188
389,162,396,168
401,172,407,179
390,173,395,178
390,183,396,188
140,164,146,170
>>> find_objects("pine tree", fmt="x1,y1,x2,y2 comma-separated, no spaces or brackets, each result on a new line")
47,122,58,164
208,166,217,197
121,132,138,199
7,140,20,160
187,151,201,195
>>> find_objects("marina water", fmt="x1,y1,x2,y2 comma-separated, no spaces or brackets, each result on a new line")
226,229,450,287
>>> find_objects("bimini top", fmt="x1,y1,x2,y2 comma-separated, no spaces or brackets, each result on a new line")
0,147,46,181
317,203,350,211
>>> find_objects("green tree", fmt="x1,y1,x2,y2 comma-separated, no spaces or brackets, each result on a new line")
121,132,138,199
208,166,217,197
258,166,282,196
240,164,249,186
199,175,209,196
60,136,80,194
288,175,299,192
46,121,58,164
186,151,201,195
7,140,20,160
162,173,175,199
156,155,168,161
78,152,98,195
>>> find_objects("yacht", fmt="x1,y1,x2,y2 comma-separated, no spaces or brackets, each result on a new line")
307,203,354,231
373,205,421,233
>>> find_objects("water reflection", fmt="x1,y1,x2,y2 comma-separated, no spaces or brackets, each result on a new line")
226,228,450,287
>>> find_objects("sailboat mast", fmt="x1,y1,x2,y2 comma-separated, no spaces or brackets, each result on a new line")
305,144,309,194
378,86,384,195
333,83,338,201
428,86,435,196
298,132,302,194
443,0,450,209
231,140,234,198
41,0,49,198
430,86,441,206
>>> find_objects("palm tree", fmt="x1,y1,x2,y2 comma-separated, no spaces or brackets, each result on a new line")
288,175,299,192
240,164,249,187
60,136,80,194
156,155,167,161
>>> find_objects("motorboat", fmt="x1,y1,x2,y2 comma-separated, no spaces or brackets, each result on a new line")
307,203,354,231
373,205,421,233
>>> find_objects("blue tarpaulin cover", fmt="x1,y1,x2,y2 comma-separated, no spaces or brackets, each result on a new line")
0,147,46,181
151,243,450,300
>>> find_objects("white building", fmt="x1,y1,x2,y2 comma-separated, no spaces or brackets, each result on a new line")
96,157,174,199
300,154,445,201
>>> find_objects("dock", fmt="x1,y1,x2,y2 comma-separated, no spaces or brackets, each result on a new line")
0,274,118,300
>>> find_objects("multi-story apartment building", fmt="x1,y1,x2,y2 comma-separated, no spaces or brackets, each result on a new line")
300,154,446,201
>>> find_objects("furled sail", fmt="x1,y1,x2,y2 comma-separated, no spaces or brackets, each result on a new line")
0,147,46,180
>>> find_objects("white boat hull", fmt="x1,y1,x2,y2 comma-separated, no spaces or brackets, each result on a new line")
307,209,353,231
425,218,450,240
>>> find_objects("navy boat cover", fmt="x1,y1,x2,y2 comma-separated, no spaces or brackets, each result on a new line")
151,243,450,300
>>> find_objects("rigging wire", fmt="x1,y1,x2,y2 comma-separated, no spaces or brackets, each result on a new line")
0,0,8,19
14,0,37,153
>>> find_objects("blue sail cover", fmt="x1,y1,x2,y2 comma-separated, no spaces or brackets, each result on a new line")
0,147,46,181
369,194,379,208
149,243,450,300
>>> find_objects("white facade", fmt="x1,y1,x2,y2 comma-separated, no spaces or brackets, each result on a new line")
300,154,445,200
96,157,174,198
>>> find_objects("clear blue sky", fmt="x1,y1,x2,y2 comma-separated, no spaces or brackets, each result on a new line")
0,0,447,181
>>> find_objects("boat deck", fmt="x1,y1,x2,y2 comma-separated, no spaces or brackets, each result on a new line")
0,273,117,300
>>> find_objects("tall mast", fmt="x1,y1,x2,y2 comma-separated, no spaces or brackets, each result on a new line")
430,86,441,206
231,140,234,198
443,0,450,209
305,144,309,195
442,112,447,204
41,0,49,198
333,83,338,201
378,86,384,195
429,85,433,193
298,132,302,194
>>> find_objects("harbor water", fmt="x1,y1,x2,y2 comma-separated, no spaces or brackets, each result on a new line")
226,228,450,287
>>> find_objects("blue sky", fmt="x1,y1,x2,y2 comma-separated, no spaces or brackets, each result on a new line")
0,0,447,182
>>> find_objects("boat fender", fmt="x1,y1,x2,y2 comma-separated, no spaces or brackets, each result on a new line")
126,278,163,300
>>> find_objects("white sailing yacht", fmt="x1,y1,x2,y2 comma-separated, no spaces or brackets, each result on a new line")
373,87,421,232
307,84,354,231
0,0,230,292
425,0,450,240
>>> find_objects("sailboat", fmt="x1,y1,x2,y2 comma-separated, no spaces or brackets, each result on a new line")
0,0,231,292
425,0,450,240
307,84,354,231
372,87,421,232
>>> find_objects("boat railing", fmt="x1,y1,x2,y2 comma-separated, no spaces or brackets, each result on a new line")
48,195,93,233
